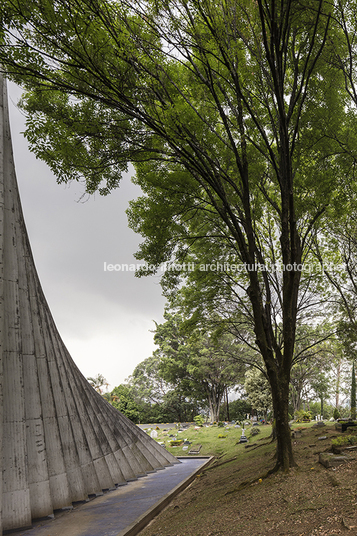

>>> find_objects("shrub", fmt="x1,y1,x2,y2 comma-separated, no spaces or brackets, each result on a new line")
194,415,205,427
169,440,183,446
333,407,341,420
217,434,227,439
331,435,356,447
217,421,224,427
294,410,312,422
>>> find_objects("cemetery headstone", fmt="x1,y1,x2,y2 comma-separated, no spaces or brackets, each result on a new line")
239,431,248,443
319,452,354,468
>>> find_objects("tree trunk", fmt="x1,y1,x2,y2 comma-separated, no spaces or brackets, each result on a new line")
178,395,183,422
335,360,341,408
291,385,301,414
206,384,224,423
269,373,296,471
209,400,219,423
225,387,230,421
209,399,221,423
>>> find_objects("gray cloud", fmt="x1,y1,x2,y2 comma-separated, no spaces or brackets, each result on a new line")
8,81,166,388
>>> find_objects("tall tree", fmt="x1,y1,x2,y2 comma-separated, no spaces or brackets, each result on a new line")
310,372,330,419
87,373,109,394
313,212,357,351
107,384,140,423
244,368,272,423
289,324,337,413
129,354,201,422
154,312,243,422
329,346,350,411
0,0,353,471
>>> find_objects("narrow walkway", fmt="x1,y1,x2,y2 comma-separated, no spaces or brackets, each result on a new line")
10,457,211,536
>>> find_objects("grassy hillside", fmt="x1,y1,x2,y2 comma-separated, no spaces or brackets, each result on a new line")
144,421,272,458
140,422,357,535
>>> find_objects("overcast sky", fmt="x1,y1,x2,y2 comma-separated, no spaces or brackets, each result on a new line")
8,81,167,390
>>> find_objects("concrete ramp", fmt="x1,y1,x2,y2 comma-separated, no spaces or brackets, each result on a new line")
10,457,211,536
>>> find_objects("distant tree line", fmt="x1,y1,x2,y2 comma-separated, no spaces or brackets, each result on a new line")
95,312,354,425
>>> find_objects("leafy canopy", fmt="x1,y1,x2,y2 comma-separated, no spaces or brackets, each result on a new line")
2,0,357,470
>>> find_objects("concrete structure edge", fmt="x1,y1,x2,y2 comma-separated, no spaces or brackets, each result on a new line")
115,456,214,536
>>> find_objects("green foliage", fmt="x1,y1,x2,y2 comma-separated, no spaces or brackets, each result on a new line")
310,372,331,418
108,384,140,423
333,408,341,420
217,434,227,439
294,410,312,423
331,435,357,447
336,406,351,419
290,327,343,416
244,369,272,419
169,440,183,447
194,415,205,427
3,0,357,469
153,311,244,423
322,216,357,355
127,353,201,423
308,401,334,420
223,399,252,422
133,395,196,424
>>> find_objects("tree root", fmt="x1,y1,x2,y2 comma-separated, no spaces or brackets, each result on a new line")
266,458,298,475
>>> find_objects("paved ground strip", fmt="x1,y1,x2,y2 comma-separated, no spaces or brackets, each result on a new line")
10,457,210,536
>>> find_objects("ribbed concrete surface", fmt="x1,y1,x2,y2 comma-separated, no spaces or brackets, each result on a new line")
8,457,211,536
0,74,178,535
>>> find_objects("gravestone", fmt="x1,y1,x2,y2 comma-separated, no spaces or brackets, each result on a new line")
239,431,248,443
291,430,302,438
313,421,325,428
319,453,354,468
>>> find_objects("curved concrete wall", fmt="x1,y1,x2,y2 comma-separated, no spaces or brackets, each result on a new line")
0,76,178,534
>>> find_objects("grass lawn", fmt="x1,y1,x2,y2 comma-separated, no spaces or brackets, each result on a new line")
139,421,357,536
143,421,272,458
